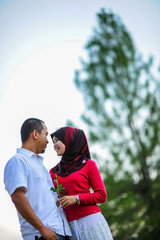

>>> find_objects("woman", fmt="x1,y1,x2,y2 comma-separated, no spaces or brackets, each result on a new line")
50,126,113,240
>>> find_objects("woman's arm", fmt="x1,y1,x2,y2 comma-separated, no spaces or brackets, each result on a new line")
58,160,107,207
78,160,107,205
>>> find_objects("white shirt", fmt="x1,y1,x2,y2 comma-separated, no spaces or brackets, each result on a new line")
4,148,71,239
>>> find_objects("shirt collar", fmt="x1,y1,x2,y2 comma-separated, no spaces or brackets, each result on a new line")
17,148,44,161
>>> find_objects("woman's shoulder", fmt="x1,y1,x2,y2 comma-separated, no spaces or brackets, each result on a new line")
49,168,56,177
86,159,97,168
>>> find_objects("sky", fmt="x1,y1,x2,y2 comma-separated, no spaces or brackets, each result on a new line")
0,0,159,239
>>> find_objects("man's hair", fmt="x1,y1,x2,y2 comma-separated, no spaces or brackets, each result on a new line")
21,118,45,143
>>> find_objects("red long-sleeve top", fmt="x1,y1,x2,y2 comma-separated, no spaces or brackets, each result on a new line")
50,160,107,222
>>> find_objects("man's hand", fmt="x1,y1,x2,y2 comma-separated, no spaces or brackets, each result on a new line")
39,226,58,240
59,195,77,208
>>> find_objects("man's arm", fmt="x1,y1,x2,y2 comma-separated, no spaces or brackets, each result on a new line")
11,187,58,240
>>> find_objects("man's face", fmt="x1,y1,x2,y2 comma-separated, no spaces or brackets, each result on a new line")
36,123,49,154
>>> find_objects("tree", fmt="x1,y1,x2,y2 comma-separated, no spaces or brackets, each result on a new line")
74,8,160,240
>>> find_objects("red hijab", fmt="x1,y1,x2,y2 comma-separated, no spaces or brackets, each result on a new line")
50,127,91,176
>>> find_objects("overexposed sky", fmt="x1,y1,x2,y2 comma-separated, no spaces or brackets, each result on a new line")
0,0,159,239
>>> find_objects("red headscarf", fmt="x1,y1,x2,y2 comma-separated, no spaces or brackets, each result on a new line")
50,127,91,176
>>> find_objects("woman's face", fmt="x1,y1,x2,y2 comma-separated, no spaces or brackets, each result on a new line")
53,136,65,156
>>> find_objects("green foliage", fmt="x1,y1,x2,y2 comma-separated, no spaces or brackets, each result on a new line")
50,174,66,207
74,8,160,240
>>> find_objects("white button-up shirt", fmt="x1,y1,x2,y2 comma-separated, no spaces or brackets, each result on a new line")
4,148,71,239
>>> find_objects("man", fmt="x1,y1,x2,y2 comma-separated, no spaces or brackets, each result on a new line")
4,118,72,240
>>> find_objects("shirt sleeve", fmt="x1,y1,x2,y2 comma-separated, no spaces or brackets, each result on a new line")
78,160,107,205
4,156,28,196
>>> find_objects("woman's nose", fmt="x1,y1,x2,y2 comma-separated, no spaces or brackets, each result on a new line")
54,143,57,148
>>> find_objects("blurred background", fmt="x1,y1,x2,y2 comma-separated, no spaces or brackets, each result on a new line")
0,0,160,239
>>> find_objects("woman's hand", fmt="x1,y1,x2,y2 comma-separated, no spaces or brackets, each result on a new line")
59,195,77,208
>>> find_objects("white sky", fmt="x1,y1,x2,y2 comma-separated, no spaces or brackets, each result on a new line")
0,0,159,239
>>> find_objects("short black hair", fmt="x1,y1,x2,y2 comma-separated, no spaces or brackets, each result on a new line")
21,118,45,143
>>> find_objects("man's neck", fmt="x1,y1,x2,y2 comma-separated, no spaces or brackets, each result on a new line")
21,142,37,154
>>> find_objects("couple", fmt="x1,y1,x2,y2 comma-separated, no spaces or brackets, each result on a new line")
4,118,113,240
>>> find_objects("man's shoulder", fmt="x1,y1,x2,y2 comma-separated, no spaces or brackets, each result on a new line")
10,152,26,161
5,152,27,168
